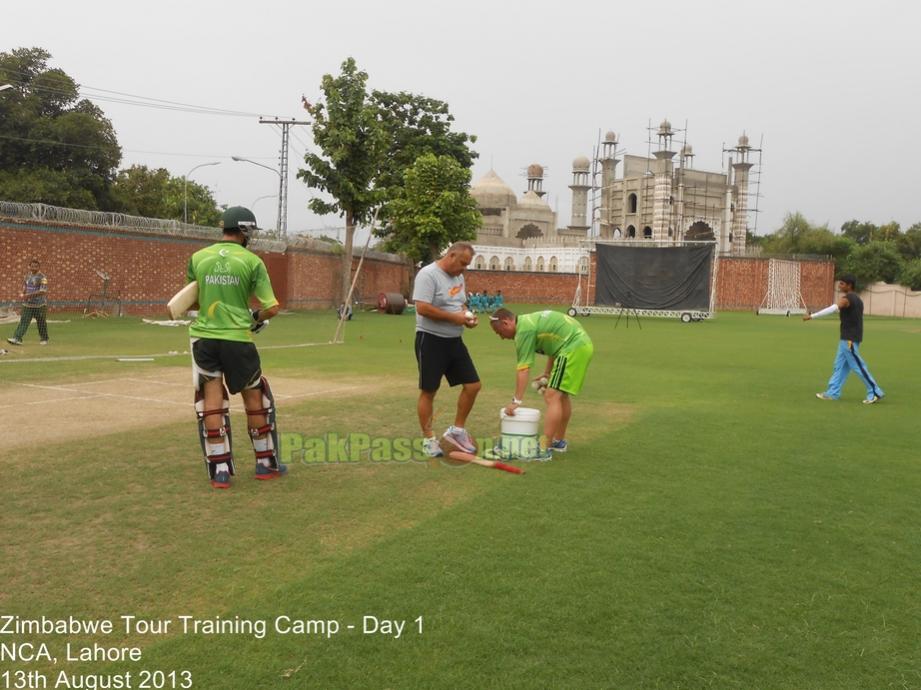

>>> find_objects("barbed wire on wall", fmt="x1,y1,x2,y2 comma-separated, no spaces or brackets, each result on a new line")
0,201,341,255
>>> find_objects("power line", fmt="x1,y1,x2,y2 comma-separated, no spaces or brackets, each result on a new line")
0,133,275,160
1,69,287,119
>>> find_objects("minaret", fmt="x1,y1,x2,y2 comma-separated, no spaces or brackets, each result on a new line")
568,156,591,234
526,163,546,198
676,144,693,242
651,119,676,239
599,132,619,239
731,133,754,255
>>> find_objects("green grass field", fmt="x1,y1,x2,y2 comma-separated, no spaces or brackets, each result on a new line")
2,308,919,689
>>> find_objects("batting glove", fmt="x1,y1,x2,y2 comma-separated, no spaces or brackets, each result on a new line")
251,309,269,334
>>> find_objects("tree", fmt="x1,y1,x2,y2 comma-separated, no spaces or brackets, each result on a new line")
298,58,389,302
840,219,878,245
895,223,921,261
0,47,122,209
845,241,904,287
384,153,481,264
796,228,855,274
899,259,921,291
110,165,221,225
372,90,477,197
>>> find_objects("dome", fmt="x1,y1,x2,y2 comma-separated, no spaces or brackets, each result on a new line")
572,156,591,171
681,144,694,156
526,163,544,178
517,190,549,209
471,169,516,203
604,131,618,143
658,119,672,134
738,132,750,147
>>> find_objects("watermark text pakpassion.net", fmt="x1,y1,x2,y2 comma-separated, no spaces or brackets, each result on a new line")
279,432,502,465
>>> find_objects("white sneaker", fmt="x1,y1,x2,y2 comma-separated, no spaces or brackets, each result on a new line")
443,425,476,453
422,437,443,458
39,340,48,346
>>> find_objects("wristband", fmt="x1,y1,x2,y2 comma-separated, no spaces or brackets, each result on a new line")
511,397,522,405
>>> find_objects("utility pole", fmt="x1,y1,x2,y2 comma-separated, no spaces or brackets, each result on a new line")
258,117,310,239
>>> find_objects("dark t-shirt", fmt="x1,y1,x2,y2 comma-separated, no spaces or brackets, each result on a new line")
839,291,863,343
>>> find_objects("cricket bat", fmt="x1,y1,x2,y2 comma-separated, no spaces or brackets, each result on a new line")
167,281,199,319
447,450,524,475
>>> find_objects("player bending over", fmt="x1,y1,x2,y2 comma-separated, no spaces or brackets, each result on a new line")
490,308,594,459
186,206,286,488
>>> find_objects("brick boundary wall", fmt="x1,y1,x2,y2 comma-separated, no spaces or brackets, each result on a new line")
1,219,833,315
467,255,835,310
0,219,411,315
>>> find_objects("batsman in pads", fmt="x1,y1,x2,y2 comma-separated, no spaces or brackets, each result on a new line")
184,206,286,488
490,308,594,458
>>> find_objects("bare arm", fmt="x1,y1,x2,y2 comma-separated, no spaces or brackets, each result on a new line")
254,304,281,321
504,368,531,415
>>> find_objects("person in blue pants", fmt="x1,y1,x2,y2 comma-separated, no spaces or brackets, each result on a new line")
803,273,884,404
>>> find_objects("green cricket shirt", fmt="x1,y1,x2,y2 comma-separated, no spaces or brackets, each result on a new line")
514,310,590,370
186,242,278,342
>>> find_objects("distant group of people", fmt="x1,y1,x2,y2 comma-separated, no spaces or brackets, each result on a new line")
467,290,503,313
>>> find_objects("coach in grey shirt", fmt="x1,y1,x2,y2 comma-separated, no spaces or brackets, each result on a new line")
412,242,481,458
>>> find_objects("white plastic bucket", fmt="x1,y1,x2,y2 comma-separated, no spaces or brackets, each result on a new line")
499,407,541,459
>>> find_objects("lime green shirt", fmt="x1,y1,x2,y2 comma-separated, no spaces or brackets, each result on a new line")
514,310,590,370
186,242,278,342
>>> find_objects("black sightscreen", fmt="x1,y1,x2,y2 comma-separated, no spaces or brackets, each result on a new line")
594,244,714,310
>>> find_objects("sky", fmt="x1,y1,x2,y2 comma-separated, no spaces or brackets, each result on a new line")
4,0,920,240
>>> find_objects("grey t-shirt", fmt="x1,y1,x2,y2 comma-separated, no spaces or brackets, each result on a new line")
412,262,466,337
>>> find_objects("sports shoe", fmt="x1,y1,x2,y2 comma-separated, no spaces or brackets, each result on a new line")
39,340,48,345
532,448,553,462
255,462,288,480
211,470,231,489
443,425,476,454
550,439,568,453
862,394,883,405
815,393,836,400
423,436,444,458
6,338,22,345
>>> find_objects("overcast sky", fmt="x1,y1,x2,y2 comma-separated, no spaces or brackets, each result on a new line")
6,0,920,239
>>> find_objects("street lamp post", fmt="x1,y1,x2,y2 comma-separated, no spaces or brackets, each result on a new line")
184,161,221,225
251,194,276,213
232,156,283,237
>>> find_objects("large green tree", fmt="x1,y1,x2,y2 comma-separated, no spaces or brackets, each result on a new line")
384,153,481,264
840,219,879,245
845,241,904,287
0,47,122,209
372,90,477,196
895,223,921,261
298,58,389,302
110,165,221,225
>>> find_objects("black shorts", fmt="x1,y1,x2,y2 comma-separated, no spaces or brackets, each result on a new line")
414,331,479,392
192,338,262,394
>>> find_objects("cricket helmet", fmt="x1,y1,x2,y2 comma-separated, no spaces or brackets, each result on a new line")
221,206,259,234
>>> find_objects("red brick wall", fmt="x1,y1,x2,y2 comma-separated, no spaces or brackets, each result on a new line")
800,261,836,309
1,219,411,315
467,254,835,311
466,270,580,304
715,257,834,310
2,219,831,315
